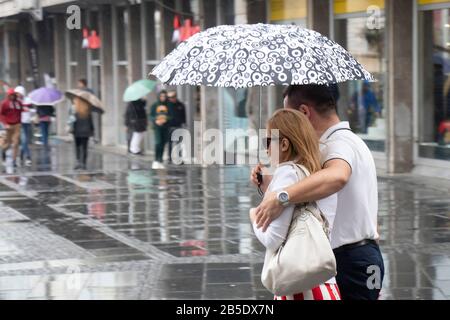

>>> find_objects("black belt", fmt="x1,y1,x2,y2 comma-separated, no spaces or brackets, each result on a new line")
333,239,378,255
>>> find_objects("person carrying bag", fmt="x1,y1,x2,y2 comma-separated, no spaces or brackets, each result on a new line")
250,108,339,300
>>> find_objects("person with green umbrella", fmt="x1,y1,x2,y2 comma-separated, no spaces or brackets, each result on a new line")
124,98,148,155
123,79,156,155
149,90,171,169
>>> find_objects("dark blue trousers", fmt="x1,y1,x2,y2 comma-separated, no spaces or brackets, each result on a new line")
334,242,385,300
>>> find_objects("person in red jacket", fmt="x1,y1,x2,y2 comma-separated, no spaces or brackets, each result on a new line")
0,88,23,166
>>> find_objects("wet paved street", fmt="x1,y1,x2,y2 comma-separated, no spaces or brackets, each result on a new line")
0,141,450,300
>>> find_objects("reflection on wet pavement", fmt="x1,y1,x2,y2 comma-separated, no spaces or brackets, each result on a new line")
0,142,449,299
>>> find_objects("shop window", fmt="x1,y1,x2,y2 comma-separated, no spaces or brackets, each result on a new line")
116,6,128,61
419,8,450,161
334,12,387,152
145,1,159,61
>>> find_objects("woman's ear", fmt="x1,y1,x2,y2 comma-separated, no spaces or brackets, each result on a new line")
281,138,290,152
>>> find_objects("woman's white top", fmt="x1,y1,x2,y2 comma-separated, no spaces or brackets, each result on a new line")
252,162,337,284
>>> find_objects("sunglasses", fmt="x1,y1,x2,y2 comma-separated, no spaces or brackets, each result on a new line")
263,137,283,150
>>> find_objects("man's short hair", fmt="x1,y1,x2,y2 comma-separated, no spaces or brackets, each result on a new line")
167,90,177,98
283,84,337,115
78,78,87,87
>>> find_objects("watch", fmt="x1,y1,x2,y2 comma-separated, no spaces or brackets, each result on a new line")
277,191,290,207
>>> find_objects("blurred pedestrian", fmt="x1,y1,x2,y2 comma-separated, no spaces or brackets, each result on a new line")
0,88,23,167
150,90,170,169
167,90,186,163
71,97,94,170
37,104,55,147
351,81,380,134
77,78,94,94
15,86,34,166
125,98,148,155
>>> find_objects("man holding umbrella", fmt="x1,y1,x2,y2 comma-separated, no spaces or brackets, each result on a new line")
152,23,384,299
252,84,384,300
0,88,23,167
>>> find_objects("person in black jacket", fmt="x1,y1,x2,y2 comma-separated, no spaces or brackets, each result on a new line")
124,99,148,155
167,91,186,163
72,97,94,170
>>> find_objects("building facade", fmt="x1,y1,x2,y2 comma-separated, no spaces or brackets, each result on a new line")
0,0,449,177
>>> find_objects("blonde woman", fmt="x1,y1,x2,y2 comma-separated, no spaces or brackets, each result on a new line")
71,97,94,170
249,109,340,300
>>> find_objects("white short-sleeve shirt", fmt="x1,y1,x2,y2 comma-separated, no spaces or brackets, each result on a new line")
320,121,380,249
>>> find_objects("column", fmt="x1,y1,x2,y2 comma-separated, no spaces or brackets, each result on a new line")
127,4,142,83
99,5,115,146
4,21,19,86
307,0,331,37
54,14,68,136
386,0,414,173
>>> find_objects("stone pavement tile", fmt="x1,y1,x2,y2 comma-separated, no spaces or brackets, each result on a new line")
0,290,30,299
155,278,204,292
252,276,267,292
159,264,205,279
204,283,254,300
0,274,43,290
254,290,273,300
433,280,450,296
384,272,434,288
87,247,144,258
28,278,86,299
424,266,450,281
86,271,140,288
149,291,203,300
389,288,447,300
206,269,252,284
78,288,140,300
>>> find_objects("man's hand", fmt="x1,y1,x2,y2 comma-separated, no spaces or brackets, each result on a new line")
250,164,272,193
254,191,283,232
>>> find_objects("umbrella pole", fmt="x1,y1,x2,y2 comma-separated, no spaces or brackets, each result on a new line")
258,86,262,163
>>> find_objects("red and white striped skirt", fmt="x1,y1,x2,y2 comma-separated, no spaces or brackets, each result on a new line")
274,283,341,300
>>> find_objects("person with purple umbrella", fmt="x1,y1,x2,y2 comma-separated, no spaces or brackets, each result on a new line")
28,87,63,148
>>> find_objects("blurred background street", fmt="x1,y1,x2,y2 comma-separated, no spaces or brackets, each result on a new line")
0,141,448,299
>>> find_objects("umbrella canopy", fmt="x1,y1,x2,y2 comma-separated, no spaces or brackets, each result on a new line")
65,89,104,114
151,23,374,88
28,87,64,106
123,79,157,102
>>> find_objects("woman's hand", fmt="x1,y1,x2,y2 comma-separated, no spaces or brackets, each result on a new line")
250,164,272,194
254,191,284,232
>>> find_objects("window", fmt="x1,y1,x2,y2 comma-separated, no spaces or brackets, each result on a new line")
334,7,387,152
419,7,450,160
116,6,128,61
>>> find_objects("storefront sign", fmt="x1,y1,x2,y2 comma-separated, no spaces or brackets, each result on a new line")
419,0,450,4
270,0,307,21
334,0,385,15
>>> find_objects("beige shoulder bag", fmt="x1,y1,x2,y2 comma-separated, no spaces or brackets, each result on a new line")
261,163,337,296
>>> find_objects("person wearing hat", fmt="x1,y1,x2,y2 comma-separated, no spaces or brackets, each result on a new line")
0,88,23,167
15,86,34,166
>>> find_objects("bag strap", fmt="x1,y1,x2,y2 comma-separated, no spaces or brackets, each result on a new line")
288,163,331,238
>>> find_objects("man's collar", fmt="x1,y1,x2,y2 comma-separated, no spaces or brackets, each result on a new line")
319,121,351,142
